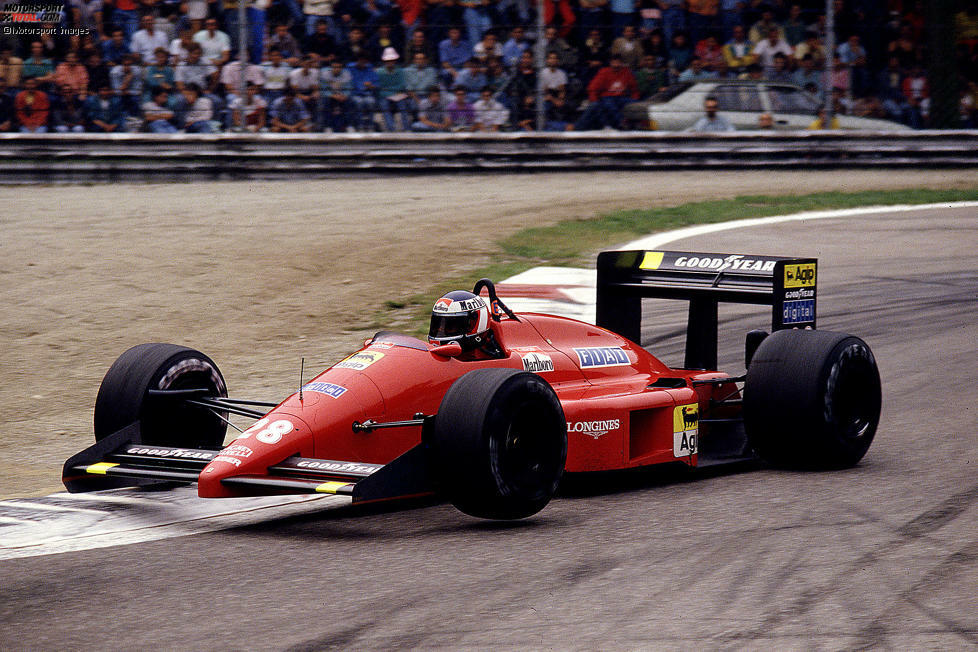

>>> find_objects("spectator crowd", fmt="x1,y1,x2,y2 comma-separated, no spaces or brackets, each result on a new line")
0,0,976,133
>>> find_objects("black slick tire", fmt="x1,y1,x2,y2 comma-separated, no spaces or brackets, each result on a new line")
744,329,881,469
431,368,567,519
93,343,228,449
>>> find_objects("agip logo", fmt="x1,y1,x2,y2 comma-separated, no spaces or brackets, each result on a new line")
784,262,816,288
673,404,698,458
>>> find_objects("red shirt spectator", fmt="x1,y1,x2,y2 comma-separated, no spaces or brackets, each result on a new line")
53,52,90,96
15,78,50,131
587,57,639,102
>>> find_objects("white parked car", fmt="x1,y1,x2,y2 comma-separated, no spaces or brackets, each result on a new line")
623,80,910,131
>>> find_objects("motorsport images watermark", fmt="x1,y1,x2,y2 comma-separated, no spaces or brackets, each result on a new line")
1,4,89,35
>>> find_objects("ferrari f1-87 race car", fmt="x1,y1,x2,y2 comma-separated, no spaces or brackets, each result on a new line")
64,249,882,520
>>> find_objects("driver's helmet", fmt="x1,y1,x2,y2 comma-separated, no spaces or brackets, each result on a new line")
428,290,491,350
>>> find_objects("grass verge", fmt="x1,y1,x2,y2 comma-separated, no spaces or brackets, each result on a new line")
376,187,978,336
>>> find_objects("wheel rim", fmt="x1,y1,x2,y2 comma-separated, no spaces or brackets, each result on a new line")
824,343,879,441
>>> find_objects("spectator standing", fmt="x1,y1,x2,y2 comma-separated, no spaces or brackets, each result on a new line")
83,84,124,132
412,87,450,131
458,0,492,52
15,77,50,132
53,51,90,97
657,0,686,44
105,0,141,41
687,94,734,131
836,33,868,96
610,0,636,38
574,54,639,130
69,0,105,41
577,0,609,45
270,87,312,131
877,55,906,121
142,87,179,132
686,0,719,45
131,15,170,65
783,3,806,46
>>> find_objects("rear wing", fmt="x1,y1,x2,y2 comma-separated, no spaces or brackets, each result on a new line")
596,250,817,369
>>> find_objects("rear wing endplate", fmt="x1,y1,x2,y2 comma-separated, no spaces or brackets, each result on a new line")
596,250,817,369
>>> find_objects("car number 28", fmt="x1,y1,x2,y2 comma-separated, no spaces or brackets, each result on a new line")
237,418,294,445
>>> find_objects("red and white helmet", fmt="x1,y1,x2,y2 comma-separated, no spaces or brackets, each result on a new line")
428,290,491,350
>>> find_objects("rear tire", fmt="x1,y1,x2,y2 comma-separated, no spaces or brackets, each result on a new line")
93,343,228,449
431,368,567,519
744,329,881,469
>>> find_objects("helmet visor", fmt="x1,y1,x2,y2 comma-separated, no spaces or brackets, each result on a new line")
429,313,479,340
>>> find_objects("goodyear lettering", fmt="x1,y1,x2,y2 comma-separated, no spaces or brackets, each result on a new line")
784,262,816,288
295,460,381,474
784,288,815,300
300,382,348,399
574,346,630,368
126,447,216,460
673,255,777,273
567,419,620,439
522,352,554,373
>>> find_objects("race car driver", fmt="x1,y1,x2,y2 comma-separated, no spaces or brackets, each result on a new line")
428,290,504,359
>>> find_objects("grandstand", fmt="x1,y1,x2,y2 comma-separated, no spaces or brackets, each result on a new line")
0,1,975,133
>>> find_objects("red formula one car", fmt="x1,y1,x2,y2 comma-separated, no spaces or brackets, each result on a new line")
64,250,882,519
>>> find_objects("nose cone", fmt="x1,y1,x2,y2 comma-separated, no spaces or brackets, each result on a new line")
198,413,314,498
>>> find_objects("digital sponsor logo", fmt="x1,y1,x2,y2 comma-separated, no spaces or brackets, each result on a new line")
784,262,816,288
300,382,348,399
574,346,630,368
433,297,452,312
213,455,242,467
334,351,384,371
522,352,554,373
672,254,777,273
783,299,815,324
221,444,253,458
673,404,698,458
567,419,621,439
295,460,381,475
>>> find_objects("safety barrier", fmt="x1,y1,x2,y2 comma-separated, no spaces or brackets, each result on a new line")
1,131,976,182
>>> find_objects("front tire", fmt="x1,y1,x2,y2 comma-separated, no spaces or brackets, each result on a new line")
93,343,228,449
431,368,567,519
744,329,881,469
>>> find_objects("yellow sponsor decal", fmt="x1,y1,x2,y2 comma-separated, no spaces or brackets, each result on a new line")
673,404,698,458
315,481,353,494
784,262,816,288
334,350,384,371
673,404,698,432
639,251,665,270
86,462,119,475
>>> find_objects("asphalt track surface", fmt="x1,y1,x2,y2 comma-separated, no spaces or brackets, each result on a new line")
2,205,977,650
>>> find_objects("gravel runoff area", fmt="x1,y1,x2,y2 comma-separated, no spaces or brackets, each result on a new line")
2,169,974,498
